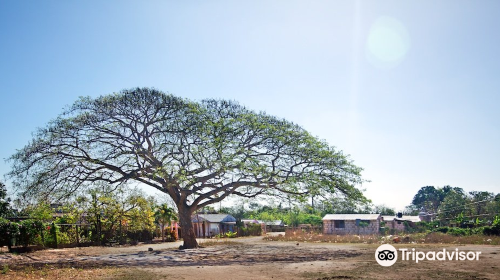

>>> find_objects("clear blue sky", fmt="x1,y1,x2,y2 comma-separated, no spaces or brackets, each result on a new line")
1,0,499,211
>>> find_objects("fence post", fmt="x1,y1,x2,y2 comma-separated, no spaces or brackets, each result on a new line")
76,225,80,245
40,226,45,247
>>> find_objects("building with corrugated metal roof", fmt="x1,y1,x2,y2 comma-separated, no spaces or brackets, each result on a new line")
322,214,381,235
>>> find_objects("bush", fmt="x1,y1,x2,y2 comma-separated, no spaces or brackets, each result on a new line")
17,220,43,247
44,224,58,247
414,221,440,232
447,227,470,236
431,226,500,236
435,227,449,234
238,223,262,236
57,231,71,245
0,218,17,248
44,223,73,247
434,226,472,236
126,229,153,243
492,216,500,228
164,229,178,242
482,226,500,236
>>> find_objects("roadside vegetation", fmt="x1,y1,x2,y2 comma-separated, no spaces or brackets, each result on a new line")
0,182,178,252
1,182,499,251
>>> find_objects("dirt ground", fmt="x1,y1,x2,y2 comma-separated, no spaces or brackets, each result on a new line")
1,234,499,280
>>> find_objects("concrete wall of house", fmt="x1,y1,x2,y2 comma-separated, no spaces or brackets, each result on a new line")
194,222,214,238
323,219,380,235
194,222,230,237
384,220,405,231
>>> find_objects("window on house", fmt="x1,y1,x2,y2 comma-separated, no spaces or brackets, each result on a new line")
334,220,345,228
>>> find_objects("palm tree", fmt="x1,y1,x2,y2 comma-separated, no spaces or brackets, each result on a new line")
154,204,177,241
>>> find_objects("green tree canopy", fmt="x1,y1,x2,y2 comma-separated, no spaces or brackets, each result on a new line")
411,185,464,214
8,88,366,248
154,203,177,241
0,181,12,217
373,204,396,216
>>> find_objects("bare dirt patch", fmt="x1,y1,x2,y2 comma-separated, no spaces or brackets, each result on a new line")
1,241,361,269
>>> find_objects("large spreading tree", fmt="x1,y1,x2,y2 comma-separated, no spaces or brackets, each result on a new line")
8,88,366,248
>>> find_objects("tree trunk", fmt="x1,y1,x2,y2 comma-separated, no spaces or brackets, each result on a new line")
178,207,198,249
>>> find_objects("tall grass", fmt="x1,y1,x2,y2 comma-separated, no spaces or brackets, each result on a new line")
264,229,500,245
418,232,500,245
264,230,379,244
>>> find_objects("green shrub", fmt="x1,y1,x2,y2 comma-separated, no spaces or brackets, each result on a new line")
379,227,389,235
17,219,43,247
435,227,449,234
225,231,237,238
492,216,500,228
434,227,472,236
0,218,11,247
471,227,484,235
434,227,470,236
239,223,262,236
483,226,500,236
57,231,71,245
44,223,60,247
449,227,471,236
431,225,500,236
1,264,8,274
0,219,20,248
416,221,440,232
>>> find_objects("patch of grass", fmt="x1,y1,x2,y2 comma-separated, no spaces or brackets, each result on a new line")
302,271,356,279
0,266,167,280
264,230,379,244
198,239,240,247
0,265,122,280
421,232,500,245
105,268,165,280
1,264,9,274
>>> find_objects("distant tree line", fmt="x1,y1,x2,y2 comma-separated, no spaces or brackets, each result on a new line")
404,185,500,226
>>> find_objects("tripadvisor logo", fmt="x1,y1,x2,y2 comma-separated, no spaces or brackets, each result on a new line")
375,244,398,266
375,244,481,267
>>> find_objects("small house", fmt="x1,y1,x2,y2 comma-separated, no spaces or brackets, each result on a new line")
192,214,237,238
322,214,381,235
382,215,421,232
241,219,260,225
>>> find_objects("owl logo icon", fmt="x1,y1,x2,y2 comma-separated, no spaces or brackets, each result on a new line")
375,244,398,266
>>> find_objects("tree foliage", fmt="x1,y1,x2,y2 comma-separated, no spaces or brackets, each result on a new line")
74,186,156,244
154,203,177,241
411,185,466,213
373,204,396,216
8,88,366,248
0,181,12,217
407,185,499,226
